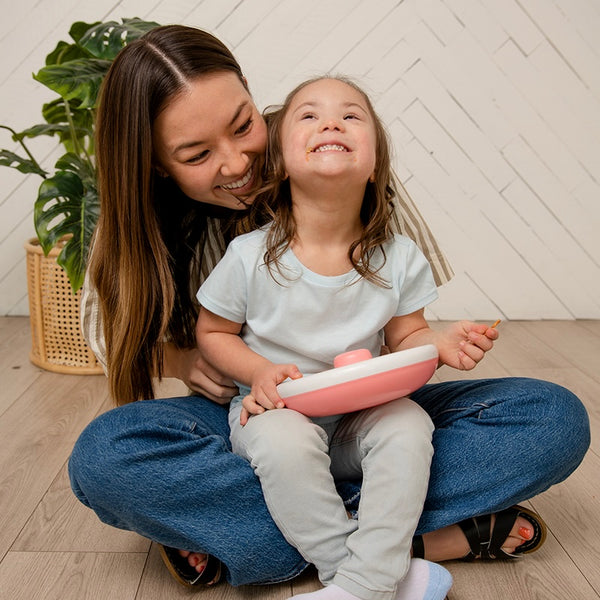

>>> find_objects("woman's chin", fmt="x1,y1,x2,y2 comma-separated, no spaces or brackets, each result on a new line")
217,189,256,210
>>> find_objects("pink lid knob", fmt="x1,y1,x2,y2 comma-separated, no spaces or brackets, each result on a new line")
333,349,372,368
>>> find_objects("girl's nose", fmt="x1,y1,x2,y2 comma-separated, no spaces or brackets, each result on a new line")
320,117,344,132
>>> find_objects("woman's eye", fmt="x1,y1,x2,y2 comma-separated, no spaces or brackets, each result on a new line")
236,118,253,134
186,150,210,164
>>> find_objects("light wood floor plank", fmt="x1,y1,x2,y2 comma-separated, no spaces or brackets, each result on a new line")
484,320,568,371
0,316,41,416
522,320,600,383
0,372,109,558
0,552,147,600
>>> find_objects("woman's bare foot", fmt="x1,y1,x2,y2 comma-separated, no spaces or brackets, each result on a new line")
415,513,534,562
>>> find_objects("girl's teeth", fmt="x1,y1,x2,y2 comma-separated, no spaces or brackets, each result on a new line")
314,144,347,152
222,167,253,190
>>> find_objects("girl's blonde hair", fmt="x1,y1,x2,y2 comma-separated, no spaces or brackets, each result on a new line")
252,76,397,286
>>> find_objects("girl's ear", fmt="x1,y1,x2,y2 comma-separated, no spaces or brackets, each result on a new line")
369,171,376,183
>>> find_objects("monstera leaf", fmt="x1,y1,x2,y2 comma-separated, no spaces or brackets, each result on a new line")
34,58,112,109
78,18,160,60
34,153,100,291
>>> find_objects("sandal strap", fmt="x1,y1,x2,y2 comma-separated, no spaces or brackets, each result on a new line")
457,514,492,560
488,507,520,559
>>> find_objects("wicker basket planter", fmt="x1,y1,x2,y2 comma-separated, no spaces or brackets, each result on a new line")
25,238,103,374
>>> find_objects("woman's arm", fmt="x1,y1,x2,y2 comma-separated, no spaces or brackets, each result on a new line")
384,309,499,371
162,343,239,404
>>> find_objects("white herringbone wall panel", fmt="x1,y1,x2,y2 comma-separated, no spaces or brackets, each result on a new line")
1,0,599,319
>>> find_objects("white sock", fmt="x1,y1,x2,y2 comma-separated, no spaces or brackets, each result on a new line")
288,559,451,600
289,584,360,600
395,558,453,600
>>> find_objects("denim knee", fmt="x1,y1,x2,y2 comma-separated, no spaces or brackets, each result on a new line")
526,378,590,479
68,408,127,525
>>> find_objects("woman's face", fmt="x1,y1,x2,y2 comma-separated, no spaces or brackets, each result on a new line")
152,72,267,209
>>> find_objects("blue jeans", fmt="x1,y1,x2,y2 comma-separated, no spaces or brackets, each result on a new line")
68,377,589,586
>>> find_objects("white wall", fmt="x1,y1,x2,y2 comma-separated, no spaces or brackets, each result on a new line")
1,0,599,319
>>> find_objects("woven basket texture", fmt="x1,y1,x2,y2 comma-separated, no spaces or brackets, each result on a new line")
25,238,103,374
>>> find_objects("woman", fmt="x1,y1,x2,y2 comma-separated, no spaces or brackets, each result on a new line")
69,25,590,589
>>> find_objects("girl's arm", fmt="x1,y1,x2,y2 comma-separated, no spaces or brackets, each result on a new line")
384,309,499,371
196,307,302,423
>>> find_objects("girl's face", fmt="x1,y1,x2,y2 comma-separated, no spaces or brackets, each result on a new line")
152,72,267,209
280,78,377,189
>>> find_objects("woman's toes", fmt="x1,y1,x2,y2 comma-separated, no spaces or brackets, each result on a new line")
501,517,533,553
518,524,533,541
175,549,208,573
188,552,208,573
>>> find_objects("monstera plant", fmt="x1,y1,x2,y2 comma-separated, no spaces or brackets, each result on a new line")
0,17,159,291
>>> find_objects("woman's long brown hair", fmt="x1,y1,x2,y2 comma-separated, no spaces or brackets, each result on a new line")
250,76,396,287
92,25,245,404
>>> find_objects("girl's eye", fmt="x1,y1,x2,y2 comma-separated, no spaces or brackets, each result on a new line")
344,114,359,120
301,113,316,120
236,118,253,135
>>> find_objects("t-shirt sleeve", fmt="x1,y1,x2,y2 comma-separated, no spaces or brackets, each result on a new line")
196,241,247,323
395,237,439,316
80,267,107,374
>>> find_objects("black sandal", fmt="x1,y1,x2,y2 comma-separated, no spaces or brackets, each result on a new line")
158,544,222,587
412,504,547,561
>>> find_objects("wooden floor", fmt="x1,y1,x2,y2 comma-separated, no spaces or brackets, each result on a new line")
0,316,598,600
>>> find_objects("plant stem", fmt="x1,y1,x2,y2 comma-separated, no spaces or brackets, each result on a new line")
0,124,47,179
62,99,82,156
62,98,93,169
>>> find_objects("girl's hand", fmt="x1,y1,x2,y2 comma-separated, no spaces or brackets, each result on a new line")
437,321,499,370
164,343,239,404
240,363,303,425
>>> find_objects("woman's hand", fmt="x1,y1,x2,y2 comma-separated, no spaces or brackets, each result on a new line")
436,321,499,370
163,343,238,404
240,363,303,425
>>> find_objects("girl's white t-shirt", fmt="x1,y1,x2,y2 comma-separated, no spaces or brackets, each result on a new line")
197,227,438,376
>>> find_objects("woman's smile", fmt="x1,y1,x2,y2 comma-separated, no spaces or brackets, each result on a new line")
220,163,255,191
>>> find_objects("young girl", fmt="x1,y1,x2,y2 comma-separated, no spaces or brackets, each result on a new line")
196,76,500,600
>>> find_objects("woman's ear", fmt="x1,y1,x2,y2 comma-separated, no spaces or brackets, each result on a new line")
154,165,169,178
369,171,376,183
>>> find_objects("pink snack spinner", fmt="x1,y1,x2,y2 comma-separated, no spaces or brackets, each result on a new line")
277,345,439,417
